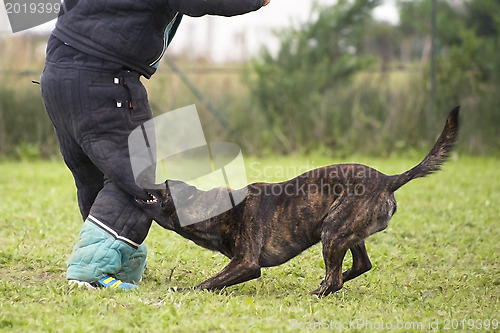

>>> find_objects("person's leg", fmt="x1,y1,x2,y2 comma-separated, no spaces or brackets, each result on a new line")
58,133,104,221
70,68,155,284
70,67,155,284
40,48,105,221
41,42,153,286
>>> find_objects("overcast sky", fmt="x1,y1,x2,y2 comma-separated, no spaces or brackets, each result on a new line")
0,0,398,62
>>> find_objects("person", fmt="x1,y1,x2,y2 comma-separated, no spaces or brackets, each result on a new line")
40,0,271,289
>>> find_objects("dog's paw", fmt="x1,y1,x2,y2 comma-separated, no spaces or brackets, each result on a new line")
309,283,342,298
309,288,328,298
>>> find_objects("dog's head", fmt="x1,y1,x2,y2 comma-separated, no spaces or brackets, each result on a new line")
136,180,197,229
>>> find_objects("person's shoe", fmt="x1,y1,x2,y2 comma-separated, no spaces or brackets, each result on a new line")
94,275,139,290
68,275,139,290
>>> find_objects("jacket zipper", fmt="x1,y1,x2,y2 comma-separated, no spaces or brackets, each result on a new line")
149,13,179,67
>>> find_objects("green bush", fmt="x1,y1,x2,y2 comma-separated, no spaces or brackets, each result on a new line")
232,0,500,156
1,0,500,159
0,83,58,159
244,0,378,155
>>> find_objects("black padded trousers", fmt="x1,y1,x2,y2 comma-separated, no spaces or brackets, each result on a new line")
40,37,154,247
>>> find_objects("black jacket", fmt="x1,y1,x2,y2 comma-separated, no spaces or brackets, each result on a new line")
53,0,265,78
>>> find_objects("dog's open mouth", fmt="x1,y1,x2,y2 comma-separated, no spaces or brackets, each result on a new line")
137,192,160,205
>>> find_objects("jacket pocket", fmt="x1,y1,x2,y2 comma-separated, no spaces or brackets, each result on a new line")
87,79,130,132
122,71,152,122
87,71,152,130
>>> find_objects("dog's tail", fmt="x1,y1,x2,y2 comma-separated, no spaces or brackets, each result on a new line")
389,106,460,192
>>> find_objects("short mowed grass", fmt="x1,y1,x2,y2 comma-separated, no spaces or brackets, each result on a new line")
0,155,499,332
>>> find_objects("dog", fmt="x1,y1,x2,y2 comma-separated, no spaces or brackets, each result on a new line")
137,107,459,297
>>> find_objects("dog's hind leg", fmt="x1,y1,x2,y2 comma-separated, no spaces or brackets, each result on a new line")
309,242,347,297
311,240,371,296
342,241,372,283
310,214,351,296
310,200,364,297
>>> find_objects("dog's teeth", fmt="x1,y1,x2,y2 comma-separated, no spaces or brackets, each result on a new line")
143,193,158,204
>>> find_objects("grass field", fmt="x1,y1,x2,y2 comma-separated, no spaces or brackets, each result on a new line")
0,155,499,332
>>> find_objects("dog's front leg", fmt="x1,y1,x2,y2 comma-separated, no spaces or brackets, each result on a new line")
342,241,372,282
196,216,263,291
195,257,261,291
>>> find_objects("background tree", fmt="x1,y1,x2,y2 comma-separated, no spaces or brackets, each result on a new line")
248,0,379,154
398,0,500,152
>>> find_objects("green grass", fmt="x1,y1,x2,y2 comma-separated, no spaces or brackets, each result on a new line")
0,155,499,332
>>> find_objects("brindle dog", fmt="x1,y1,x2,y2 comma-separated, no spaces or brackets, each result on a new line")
137,107,459,296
